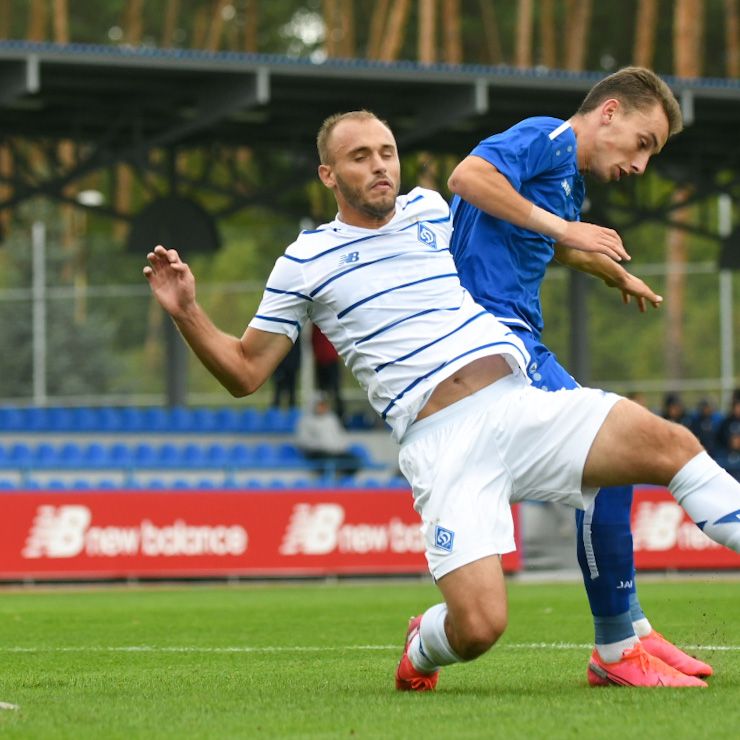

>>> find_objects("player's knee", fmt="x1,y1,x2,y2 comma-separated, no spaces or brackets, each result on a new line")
454,611,507,660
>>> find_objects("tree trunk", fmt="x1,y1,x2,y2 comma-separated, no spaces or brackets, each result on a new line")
725,0,739,77
539,0,557,68
377,0,411,61
161,0,181,48
477,0,502,64
53,0,69,44
339,0,354,57
0,0,11,39
123,0,144,46
27,0,47,41
243,0,258,52
665,0,704,382
418,0,436,64
366,0,390,59
205,0,231,51
633,0,658,66
515,0,533,68
323,0,339,57
442,0,462,64
564,0,592,71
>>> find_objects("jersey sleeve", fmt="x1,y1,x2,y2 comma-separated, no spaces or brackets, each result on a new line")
248,254,310,343
471,126,555,192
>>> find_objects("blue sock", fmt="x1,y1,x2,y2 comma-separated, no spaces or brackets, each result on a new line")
576,486,637,644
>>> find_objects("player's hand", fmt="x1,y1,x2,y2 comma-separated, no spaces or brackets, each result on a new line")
143,245,196,318
604,272,662,312
560,221,631,262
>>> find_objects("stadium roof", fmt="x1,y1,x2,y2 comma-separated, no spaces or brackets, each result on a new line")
0,40,738,206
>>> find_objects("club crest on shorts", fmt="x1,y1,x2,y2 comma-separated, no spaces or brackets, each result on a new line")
434,525,454,552
417,223,437,249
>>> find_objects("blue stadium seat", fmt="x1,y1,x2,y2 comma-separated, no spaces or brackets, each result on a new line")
82,443,108,468
25,407,49,431
59,442,85,468
9,443,33,467
157,443,182,468
213,407,239,432
0,478,16,489
191,408,217,432
134,443,158,467
34,443,58,468
109,443,133,467
142,407,169,432
47,479,67,489
72,479,92,489
0,407,23,431
120,407,144,431
228,444,253,467
276,443,303,467
169,406,194,432
252,443,278,468
262,407,291,433
237,408,260,433
97,407,122,431
196,478,217,489
181,443,205,468
205,443,229,467
47,407,74,431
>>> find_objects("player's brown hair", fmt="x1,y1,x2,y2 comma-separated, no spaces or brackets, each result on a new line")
316,110,392,164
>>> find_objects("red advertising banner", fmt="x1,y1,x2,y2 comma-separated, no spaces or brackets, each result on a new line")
632,486,740,570
0,489,521,580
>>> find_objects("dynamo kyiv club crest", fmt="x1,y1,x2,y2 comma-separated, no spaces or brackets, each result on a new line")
417,223,437,249
434,525,454,552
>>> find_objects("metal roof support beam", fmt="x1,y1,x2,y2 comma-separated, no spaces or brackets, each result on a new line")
0,56,39,105
146,67,271,150
398,78,488,147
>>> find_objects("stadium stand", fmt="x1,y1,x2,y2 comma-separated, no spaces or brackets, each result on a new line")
0,405,401,490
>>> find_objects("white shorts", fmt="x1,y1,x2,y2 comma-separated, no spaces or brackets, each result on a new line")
398,371,620,580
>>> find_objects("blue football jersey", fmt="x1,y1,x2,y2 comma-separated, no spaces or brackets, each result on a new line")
450,117,585,339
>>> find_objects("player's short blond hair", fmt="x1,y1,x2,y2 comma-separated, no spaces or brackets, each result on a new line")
577,66,683,137
316,110,392,164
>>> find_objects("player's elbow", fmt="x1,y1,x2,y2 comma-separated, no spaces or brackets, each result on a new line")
447,165,468,197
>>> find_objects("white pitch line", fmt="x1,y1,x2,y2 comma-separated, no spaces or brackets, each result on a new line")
1,642,739,654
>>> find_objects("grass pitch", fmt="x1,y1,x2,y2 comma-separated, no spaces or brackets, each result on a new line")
0,577,738,739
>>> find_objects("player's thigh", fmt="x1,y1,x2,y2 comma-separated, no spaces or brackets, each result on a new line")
583,399,703,488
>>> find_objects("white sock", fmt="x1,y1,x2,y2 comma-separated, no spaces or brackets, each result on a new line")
632,617,653,638
669,452,740,552
595,635,639,664
408,603,462,673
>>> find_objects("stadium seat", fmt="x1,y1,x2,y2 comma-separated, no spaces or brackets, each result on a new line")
33,443,59,468
9,443,33,467
237,408,260,433
109,443,133,467
59,442,85,468
191,408,217,432
213,407,239,432
205,443,229,467
169,406,194,432
228,444,253,467
276,443,303,467
252,443,278,468
83,443,108,468
181,443,206,468
120,407,144,431
47,407,75,431
142,407,170,432
157,443,182,468
134,443,158,467
0,407,23,431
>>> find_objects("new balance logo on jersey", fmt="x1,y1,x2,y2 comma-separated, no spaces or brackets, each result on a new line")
561,179,572,197
417,223,437,249
339,251,360,266
434,525,454,552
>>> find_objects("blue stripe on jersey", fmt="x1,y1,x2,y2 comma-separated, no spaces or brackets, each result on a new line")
402,194,424,209
374,310,489,373
355,306,460,346
381,339,529,419
254,314,301,329
337,273,459,319
310,252,403,298
282,232,383,264
265,286,313,302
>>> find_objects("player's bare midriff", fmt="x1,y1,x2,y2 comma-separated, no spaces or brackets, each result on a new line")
416,354,512,420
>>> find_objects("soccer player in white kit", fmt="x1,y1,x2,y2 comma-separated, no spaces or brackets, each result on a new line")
144,111,740,691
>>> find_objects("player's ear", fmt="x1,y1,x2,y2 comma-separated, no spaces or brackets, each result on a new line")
601,98,620,124
318,163,335,188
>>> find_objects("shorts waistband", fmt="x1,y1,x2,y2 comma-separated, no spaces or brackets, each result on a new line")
400,370,526,446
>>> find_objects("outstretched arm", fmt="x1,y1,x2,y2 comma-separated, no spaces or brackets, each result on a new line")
143,245,293,396
447,155,630,262
554,244,662,312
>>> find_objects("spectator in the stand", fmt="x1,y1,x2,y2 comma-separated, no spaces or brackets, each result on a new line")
661,392,690,427
312,324,345,421
271,333,301,409
716,397,740,456
689,399,720,458
296,393,363,477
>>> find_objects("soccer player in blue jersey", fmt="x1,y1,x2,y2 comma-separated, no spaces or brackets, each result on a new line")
144,110,740,692
447,67,712,686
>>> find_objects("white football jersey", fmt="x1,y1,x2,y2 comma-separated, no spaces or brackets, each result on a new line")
249,187,529,440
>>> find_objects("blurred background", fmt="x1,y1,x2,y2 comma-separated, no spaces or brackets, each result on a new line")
0,0,738,579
